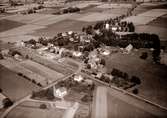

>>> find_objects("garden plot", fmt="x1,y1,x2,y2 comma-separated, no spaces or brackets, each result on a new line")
96,3,132,9
76,12,119,22
20,60,64,82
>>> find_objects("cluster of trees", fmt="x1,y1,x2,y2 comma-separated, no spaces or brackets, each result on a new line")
31,88,55,100
0,89,13,108
8,49,22,56
55,7,80,15
0,8,5,13
83,16,135,35
92,31,161,63
0,53,4,59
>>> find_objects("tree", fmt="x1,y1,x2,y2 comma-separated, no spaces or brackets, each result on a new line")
0,88,2,93
100,59,106,66
40,104,47,109
87,64,91,69
131,76,141,85
140,52,148,60
0,53,4,59
3,98,13,108
28,39,36,45
132,89,139,94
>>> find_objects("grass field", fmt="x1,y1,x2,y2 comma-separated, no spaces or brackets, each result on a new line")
104,51,167,107
0,19,24,33
0,65,40,101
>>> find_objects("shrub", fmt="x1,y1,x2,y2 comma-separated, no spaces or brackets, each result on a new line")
0,53,4,59
40,104,47,109
140,52,148,60
0,88,2,93
3,98,13,108
132,88,139,94
131,76,141,85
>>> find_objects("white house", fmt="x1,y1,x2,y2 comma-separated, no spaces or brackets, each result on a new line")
74,75,83,82
73,51,82,57
54,87,67,99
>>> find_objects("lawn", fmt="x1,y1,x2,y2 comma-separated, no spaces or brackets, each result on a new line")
104,51,167,107
0,64,40,101
0,19,24,32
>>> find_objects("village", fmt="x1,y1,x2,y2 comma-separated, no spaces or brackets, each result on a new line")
0,0,167,118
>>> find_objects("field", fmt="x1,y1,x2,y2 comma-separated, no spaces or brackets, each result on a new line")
76,12,120,22
20,60,64,82
122,9,167,25
148,14,167,28
107,87,167,118
135,25,167,41
31,19,95,37
7,101,65,118
0,64,40,101
104,50,167,108
0,19,24,33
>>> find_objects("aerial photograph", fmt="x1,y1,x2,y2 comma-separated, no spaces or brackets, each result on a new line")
0,0,167,118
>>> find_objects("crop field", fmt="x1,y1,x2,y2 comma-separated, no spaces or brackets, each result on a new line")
2,14,50,24
135,25,167,41
31,19,95,37
123,9,167,25
148,15,167,28
96,3,132,9
7,102,65,118
0,58,47,85
76,12,120,22
20,60,64,82
107,88,167,118
0,35,38,43
104,52,167,107
0,24,45,38
0,19,24,33
0,65,40,101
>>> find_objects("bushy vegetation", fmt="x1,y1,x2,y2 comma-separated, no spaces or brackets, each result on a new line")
3,98,13,108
